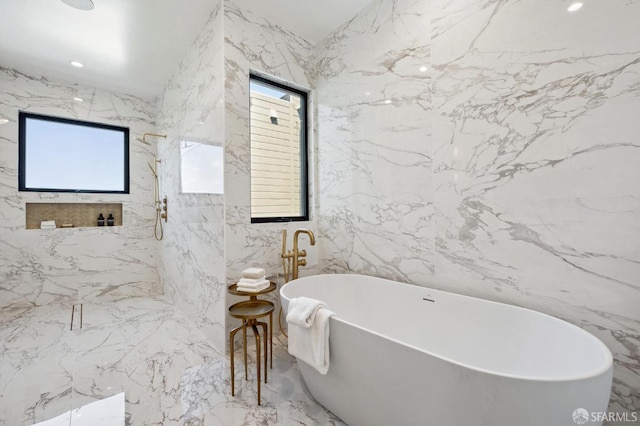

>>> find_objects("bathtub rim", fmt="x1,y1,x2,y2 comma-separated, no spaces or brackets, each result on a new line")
280,273,613,383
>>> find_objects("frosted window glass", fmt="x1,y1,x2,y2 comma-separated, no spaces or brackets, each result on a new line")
180,141,224,194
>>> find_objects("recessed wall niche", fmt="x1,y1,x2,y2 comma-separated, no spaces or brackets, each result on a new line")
25,203,123,229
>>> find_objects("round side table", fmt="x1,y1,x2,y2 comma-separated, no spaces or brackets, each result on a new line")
228,281,277,406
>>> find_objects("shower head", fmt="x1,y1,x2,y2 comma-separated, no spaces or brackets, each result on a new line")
137,132,167,145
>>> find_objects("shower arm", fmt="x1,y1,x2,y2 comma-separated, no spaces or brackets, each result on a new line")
147,162,158,178
137,132,167,145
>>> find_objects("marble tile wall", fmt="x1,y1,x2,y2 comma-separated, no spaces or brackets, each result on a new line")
3,0,637,416
0,67,160,309
223,3,318,335
156,1,227,351
431,0,640,414
315,0,640,415
315,0,433,285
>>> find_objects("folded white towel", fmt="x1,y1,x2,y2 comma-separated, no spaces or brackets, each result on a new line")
287,298,335,375
286,296,328,329
241,268,266,279
239,276,266,284
40,220,56,229
237,279,269,289
237,282,270,293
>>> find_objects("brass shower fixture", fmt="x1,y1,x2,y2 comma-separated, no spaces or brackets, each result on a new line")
136,132,167,145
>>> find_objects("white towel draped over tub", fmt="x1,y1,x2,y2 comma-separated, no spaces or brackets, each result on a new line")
286,297,335,375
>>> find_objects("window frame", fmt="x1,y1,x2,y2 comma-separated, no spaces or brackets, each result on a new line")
249,73,309,223
18,111,130,194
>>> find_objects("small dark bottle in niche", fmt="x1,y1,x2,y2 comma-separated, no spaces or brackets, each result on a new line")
97,213,105,226
107,213,115,226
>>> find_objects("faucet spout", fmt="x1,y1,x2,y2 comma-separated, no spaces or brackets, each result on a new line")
293,229,315,247
291,229,315,280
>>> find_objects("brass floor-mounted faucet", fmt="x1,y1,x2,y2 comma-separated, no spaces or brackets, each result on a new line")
280,228,316,338
281,229,316,282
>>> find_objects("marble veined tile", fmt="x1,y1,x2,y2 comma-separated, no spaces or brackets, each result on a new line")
0,296,343,426
431,0,640,416
156,0,227,353
0,303,75,426
0,67,161,310
316,0,434,284
32,393,125,426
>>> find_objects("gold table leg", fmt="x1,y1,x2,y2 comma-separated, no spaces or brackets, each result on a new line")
258,321,268,383
251,323,261,405
269,311,273,368
229,324,244,396
243,321,248,379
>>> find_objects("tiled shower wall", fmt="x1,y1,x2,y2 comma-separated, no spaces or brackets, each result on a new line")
0,67,160,308
316,0,639,415
156,1,227,351
155,1,319,351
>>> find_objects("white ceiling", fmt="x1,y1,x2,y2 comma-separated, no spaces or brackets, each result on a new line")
0,0,373,99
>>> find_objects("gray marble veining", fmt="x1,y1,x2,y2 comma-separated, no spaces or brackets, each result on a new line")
431,0,640,415
0,296,344,426
315,0,434,284
314,0,640,417
1,0,638,421
222,2,319,339
0,68,161,310
156,1,227,352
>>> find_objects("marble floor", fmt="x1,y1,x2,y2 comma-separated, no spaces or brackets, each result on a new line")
0,296,346,426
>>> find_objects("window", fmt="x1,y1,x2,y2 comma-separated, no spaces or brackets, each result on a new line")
180,141,224,194
19,112,129,193
249,74,309,222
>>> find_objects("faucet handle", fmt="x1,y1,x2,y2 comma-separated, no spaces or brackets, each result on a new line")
298,258,307,267
298,249,307,257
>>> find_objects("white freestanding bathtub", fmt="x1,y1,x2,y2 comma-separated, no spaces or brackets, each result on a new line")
280,274,613,426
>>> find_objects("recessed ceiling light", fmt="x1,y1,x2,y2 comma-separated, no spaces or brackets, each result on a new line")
70,61,84,68
364,92,371,96
0,118,9,125
73,97,84,102
384,99,392,104
60,0,95,11
419,66,428,72
567,2,583,12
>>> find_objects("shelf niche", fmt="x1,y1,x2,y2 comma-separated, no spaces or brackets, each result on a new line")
26,203,123,229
